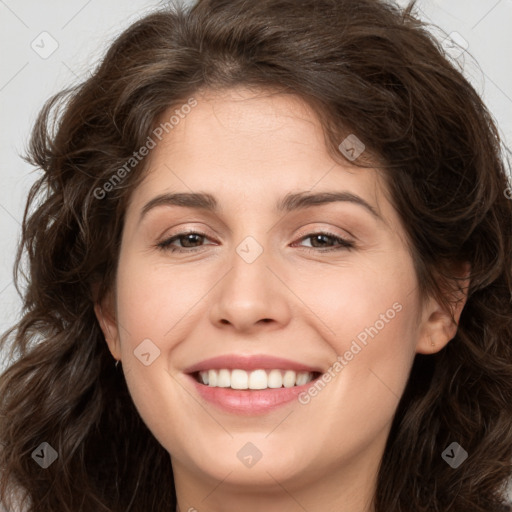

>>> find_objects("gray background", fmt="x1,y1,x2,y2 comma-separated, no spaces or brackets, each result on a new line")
0,0,511,502
1,0,511,349
1,0,511,354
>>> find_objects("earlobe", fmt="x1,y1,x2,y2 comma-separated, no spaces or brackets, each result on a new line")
416,263,470,355
416,309,460,354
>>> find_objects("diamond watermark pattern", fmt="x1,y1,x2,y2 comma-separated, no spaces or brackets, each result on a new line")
441,31,469,59
237,442,263,468
236,236,264,264
441,442,468,468
134,338,161,366
30,31,59,59
338,134,365,161
31,442,58,469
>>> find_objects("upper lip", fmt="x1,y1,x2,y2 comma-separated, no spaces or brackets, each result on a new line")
183,354,323,374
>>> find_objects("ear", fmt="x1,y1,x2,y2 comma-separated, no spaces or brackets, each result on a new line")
92,282,122,362
416,262,470,354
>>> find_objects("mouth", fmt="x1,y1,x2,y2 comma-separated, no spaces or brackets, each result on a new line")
185,369,324,415
192,368,322,390
183,354,325,414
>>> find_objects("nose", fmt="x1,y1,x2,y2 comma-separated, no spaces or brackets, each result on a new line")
209,240,292,334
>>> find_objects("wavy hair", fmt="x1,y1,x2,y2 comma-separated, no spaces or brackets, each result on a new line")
1,0,512,510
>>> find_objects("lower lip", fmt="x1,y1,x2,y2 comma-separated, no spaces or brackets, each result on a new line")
185,373,318,415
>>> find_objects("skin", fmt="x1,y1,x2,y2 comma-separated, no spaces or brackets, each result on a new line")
94,86,467,512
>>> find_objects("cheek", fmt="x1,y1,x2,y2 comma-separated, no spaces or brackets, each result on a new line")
294,306,419,457
115,255,208,342
289,251,419,347
113,256,225,426
291,253,420,408
113,257,193,447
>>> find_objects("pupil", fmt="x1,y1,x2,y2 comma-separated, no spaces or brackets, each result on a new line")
184,234,201,247
313,234,329,247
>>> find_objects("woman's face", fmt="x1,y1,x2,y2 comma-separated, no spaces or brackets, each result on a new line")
96,87,454,508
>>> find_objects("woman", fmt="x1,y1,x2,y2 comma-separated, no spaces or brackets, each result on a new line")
1,0,511,510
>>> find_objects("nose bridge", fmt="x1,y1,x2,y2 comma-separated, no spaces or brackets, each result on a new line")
209,232,291,331
225,233,273,306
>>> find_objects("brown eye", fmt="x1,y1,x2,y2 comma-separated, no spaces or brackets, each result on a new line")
157,231,212,252
294,231,354,252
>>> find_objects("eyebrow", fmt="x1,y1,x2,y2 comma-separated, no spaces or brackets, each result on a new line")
139,191,382,223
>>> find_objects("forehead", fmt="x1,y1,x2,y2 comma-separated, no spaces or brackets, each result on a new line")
126,87,391,222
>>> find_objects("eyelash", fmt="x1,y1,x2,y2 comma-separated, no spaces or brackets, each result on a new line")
156,229,355,253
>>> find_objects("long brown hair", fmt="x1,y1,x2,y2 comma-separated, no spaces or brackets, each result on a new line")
1,0,511,510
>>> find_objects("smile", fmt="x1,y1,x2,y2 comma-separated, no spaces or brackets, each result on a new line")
183,353,324,414
195,368,318,389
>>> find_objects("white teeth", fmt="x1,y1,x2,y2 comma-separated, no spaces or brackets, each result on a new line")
248,369,267,389
295,372,310,386
208,369,217,387
197,369,315,389
283,370,296,388
231,369,248,389
217,369,231,388
267,369,283,388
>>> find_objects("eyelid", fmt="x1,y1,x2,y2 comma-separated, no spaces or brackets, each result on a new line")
156,223,216,242
291,230,355,252
156,228,214,249
158,224,354,245
293,224,355,243
156,226,356,254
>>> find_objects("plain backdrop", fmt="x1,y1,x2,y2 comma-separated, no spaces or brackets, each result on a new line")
1,0,512,362
1,0,512,356
0,0,511,503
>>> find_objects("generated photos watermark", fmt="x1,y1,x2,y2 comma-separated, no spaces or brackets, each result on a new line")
298,301,403,404
93,97,198,200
